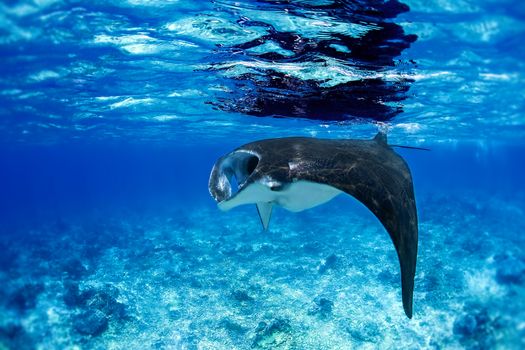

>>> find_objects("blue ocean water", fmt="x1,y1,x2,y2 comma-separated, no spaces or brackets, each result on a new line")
1,0,524,349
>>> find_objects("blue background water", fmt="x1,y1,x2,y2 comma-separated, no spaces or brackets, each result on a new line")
1,0,525,349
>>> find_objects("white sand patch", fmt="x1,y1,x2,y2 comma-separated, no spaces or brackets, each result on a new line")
464,268,505,299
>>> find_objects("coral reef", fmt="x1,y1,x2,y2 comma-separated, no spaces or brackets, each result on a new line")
0,192,524,349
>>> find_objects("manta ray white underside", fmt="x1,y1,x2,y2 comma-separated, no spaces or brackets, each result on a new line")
218,180,343,230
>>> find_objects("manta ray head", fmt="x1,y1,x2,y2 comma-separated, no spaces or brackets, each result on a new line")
208,146,343,215
209,150,262,204
208,149,292,212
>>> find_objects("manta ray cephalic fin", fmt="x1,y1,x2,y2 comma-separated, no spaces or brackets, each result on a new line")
256,202,273,231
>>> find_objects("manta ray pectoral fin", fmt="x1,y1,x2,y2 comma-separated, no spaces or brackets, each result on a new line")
398,239,416,318
347,153,417,319
310,137,418,318
256,202,273,231
344,189,417,318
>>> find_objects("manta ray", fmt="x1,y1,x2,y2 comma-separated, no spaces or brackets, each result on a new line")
208,132,418,318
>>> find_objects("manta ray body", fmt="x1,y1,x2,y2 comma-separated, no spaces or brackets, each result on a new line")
208,132,418,318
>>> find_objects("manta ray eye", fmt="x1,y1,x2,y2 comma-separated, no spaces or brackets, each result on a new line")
270,184,283,191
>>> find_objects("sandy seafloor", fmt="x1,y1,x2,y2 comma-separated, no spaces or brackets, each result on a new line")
1,190,524,350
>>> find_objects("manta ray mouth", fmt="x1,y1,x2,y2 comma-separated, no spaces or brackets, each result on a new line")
208,151,260,203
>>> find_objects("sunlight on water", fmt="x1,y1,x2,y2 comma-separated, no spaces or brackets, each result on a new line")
0,0,523,144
